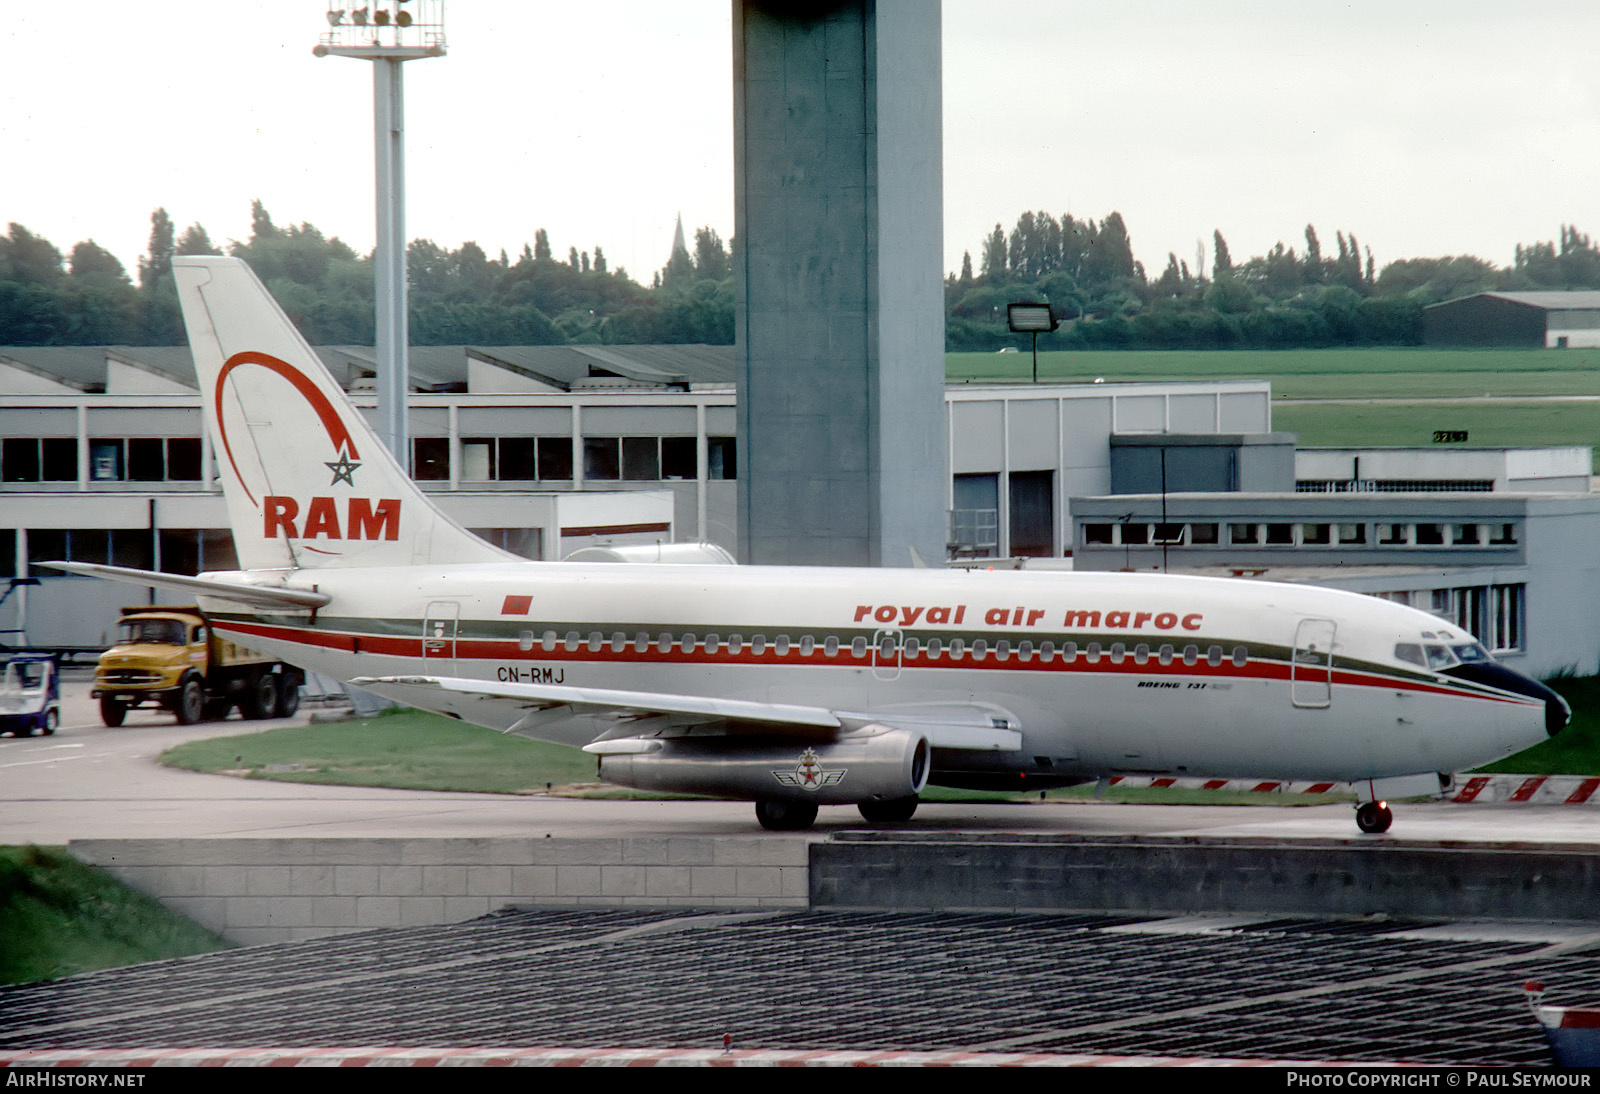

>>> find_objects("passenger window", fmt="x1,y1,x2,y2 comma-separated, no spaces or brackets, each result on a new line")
851,636,868,658
824,636,839,657
542,630,558,651
1207,645,1223,667
1017,640,1032,662
1232,646,1248,667
680,633,697,653
1183,645,1198,666
1062,641,1078,662
610,633,626,652
1110,642,1126,664
1039,641,1055,661
904,637,920,658
949,638,966,660
750,635,765,655
925,637,942,658
564,631,581,651
728,634,744,655
775,635,790,656
657,634,674,654
518,631,536,652
634,633,649,652
1158,644,1174,665
1133,643,1149,664
972,639,988,659
704,633,720,653
1085,642,1101,663
800,635,815,656
588,632,604,652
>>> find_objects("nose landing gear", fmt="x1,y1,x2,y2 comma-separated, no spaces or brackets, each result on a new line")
1355,800,1393,834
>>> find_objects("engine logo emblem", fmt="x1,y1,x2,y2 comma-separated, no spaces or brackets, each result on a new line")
773,748,845,792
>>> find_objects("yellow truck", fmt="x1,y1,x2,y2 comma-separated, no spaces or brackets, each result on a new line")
93,606,304,727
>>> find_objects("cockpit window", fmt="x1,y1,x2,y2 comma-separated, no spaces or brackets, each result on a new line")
1451,642,1492,664
1424,644,1455,670
1394,643,1424,667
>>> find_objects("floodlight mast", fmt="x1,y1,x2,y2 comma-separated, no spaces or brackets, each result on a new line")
1006,302,1059,384
314,2,447,463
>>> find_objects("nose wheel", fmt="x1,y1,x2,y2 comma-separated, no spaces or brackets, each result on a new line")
1355,800,1393,834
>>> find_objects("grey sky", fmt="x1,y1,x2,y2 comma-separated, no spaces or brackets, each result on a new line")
4,1,1596,288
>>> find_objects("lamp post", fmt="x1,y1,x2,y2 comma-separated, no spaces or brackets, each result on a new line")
314,2,446,462
1006,302,1058,384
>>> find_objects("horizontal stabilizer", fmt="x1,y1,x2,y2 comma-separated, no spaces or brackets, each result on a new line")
38,561,329,610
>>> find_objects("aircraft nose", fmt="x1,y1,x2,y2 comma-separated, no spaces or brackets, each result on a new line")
1547,690,1572,737
1442,662,1570,737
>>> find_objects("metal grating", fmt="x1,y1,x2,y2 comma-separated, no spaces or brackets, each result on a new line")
1,909,1591,1065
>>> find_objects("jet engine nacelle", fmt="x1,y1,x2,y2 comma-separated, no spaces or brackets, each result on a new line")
596,726,930,804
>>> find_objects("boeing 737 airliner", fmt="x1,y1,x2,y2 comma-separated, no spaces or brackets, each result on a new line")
49,257,1569,832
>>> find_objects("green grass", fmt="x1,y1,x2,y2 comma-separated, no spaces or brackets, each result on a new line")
160,709,600,794
0,845,231,985
949,347,1600,470
1271,402,1600,470
947,347,1600,386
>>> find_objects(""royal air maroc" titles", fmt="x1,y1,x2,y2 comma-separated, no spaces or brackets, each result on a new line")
853,603,1203,631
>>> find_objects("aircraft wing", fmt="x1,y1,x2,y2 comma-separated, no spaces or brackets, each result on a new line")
351,674,1024,752
37,561,330,610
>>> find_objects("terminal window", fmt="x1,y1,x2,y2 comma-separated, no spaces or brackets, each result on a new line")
2,438,78,483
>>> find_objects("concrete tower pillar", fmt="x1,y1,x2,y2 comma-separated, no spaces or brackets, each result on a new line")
733,0,947,566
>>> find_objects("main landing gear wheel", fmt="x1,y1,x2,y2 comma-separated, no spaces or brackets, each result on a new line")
1355,801,1393,834
755,799,819,831
858,796,919,823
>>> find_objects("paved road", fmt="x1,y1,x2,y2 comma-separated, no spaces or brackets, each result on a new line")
4,679,1597,846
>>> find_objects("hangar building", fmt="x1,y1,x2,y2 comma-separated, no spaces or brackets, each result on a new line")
1423,291,1600,348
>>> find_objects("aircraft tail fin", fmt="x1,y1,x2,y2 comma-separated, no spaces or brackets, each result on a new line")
173,256,512,572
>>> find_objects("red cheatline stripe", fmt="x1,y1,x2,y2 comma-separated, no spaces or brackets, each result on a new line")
212,618,1537,709
1510,777,1547,802
1566,778,1600,804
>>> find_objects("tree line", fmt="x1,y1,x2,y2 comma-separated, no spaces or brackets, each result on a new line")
5,202,1600,350
948,214,1600,350
0,202,732,349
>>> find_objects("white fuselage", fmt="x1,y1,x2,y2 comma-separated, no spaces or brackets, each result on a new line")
199,563,1549,785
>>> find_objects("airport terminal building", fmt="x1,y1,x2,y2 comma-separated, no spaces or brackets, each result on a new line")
0,342,1269,649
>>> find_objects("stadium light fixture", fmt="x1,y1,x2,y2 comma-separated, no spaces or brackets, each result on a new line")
1007,302,1059,383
